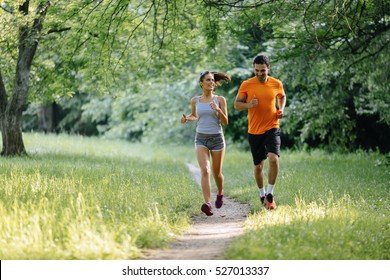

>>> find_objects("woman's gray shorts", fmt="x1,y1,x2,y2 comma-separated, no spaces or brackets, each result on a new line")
195,133,225,151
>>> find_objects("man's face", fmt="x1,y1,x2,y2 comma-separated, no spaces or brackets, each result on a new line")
254,63,269,82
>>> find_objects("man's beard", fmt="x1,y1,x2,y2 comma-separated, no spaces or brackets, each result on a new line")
257,75,267,82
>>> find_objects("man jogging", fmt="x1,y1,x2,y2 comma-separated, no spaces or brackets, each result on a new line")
234,54,286,209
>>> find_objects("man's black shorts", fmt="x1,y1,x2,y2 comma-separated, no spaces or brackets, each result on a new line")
248,128,281,165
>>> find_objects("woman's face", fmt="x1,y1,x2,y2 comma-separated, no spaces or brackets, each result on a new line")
200,73,215,91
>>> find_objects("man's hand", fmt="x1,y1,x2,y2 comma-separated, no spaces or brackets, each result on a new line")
276,109,284,119
250,96,258,108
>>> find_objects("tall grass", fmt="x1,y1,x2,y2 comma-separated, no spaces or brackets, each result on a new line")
223,149,390,259
0,133,200,259
0,133,388,259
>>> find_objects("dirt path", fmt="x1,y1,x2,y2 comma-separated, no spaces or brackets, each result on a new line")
143,163,250,260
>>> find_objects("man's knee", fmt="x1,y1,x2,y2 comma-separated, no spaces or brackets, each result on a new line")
268,153,279,164
254,161,265,171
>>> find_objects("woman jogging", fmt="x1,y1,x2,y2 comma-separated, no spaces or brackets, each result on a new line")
181,71,230,216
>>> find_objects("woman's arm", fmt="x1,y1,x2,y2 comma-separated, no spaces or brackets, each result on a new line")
214,96,228,125
181,97,198,123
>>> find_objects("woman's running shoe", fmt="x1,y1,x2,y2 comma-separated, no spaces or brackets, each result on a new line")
201,202,213,216
215,194,224,209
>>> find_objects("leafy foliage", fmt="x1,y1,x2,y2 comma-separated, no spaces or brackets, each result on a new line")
2,0,388,153
225,0,390,151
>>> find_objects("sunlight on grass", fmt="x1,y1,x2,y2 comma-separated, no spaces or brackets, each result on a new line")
227,197,389,259
245,195,354,229
1,134,388,259
223,150,390,260
0,133,199,259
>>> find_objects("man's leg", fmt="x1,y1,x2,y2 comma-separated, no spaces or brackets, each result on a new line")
254,160,265,189
265,152,279,209
267,152,279,185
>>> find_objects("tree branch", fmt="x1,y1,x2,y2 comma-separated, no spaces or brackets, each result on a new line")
344,40,390,72
26,1,51,66
47,27,72,34
202,0,274,9
0,4,13,14
0,70,8,118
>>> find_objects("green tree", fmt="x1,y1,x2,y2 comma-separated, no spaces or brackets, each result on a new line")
223,0,389,151
276,0,390,151
1,0,206,156
2,0,388,155
1,1,50,156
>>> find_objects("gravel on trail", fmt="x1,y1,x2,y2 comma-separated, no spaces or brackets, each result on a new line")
143,163,250,260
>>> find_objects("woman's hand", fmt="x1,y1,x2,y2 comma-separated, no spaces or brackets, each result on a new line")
210,101,220,112
181,114,188,124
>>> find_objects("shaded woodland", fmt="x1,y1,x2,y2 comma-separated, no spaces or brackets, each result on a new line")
1,0,389,156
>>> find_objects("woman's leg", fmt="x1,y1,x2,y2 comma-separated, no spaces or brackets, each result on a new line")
196,146,211,202
211,149,225,195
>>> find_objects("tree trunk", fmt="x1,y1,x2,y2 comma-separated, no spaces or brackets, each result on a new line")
0,1,50,157
1,116,26,156
37,103,60,133
1,76,28,156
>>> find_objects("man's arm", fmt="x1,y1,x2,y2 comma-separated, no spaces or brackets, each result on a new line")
277,91,286,119
278,91,286,111
234,94,258,110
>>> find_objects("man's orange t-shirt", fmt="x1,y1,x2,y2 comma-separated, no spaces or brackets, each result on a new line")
238,76,284,134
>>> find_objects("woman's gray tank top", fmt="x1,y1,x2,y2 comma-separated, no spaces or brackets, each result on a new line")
196,96,222,134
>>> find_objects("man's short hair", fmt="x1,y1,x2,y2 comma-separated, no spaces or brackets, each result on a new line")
253,55,270,67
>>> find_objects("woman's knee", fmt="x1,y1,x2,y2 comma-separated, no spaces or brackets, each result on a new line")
200,165,211,177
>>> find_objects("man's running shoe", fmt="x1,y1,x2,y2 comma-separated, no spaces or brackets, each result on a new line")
265,193,276,210
201,202,213,216
260,196,266,206
215,194,224,209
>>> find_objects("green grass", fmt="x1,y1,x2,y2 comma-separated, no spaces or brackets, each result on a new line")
223,149,390,259
0,133,200,259
0,133,389,259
